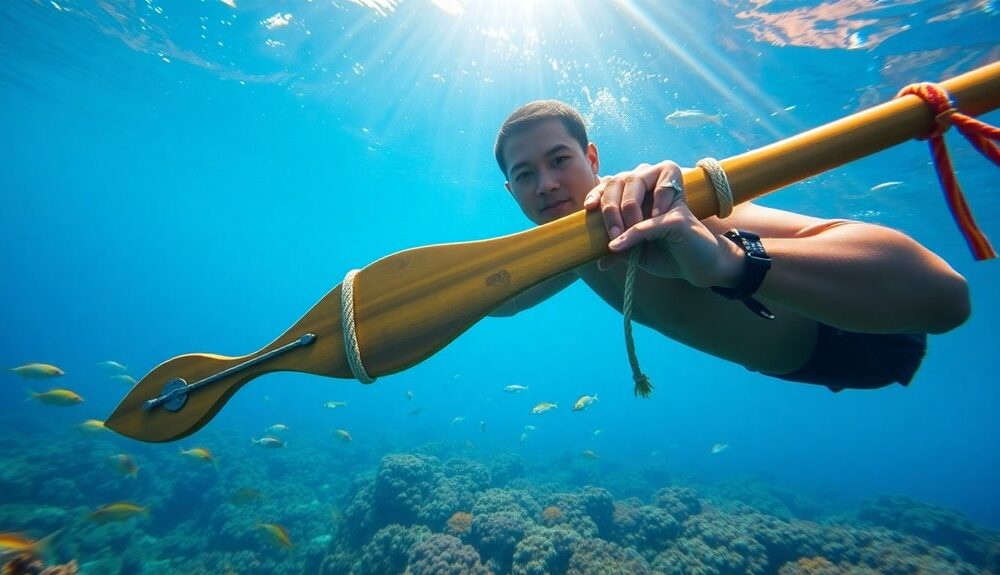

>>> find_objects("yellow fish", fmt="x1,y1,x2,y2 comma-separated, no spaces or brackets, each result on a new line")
531,402,557,415
79,419,107,433
334,429,352,442
573,394,598,411
28,389,83,406
229,487,265,505
111,374,137,385
256,523,294,549
87,502,149,523
179,447,216,463
581,450,599,460
0,530,60,558
109,454,139,479
10,363,64,379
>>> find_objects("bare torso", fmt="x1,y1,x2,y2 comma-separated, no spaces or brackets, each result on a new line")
574,262,819,375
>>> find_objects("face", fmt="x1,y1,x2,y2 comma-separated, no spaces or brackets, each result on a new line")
503,119,600,225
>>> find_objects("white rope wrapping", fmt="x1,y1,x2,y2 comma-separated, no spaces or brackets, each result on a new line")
340,269,375,384
696,157,734,218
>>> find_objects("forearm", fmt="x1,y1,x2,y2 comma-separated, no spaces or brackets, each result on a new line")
753,224,970,334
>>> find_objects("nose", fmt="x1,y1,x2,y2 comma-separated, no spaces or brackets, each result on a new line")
537,167,560,195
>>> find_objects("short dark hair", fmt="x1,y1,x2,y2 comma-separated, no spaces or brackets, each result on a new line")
494,100,589,176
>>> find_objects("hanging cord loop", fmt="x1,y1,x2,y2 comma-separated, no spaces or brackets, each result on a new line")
623,248,653,397
896,82,999,260
621,158,736,397
341,269,376,384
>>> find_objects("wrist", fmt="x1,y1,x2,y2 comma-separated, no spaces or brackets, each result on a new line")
713,236,746,288
710,229,775,320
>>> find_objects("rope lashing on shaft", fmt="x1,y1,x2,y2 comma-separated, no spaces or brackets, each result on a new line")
340,269,376,384
622,157,736,397
896,82,998,260
696,157,735,218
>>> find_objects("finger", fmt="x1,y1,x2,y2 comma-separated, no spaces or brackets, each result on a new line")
583,176,611,210
600,175,626,239
620,173,647,232
651,162,684,218
608,212,679,252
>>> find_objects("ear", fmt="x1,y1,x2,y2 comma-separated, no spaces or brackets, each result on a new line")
586,142,600,176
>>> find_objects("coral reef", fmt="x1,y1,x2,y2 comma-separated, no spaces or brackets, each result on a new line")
446,511,473,536
407,534,489,575
857,494,999,566
355,524,432,575
511,526,582,575
565,538,652,575
2,430,997,575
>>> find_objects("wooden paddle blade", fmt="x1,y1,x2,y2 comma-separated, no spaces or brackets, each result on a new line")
105,285,358,443
104,353,251,442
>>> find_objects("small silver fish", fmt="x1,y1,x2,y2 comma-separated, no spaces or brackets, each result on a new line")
96,361,127,373
870,181,903,193
710,443,729,454
531,402,558,415
251,436,285,448
665,109,723,128
769,105,797,117
504,385,529,393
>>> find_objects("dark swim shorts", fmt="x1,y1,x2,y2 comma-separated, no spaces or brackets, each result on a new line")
768,323,927,392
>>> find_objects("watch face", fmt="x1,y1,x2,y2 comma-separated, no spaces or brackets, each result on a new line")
746,239,766,257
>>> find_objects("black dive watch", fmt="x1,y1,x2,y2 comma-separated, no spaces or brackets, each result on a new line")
710,229,775,320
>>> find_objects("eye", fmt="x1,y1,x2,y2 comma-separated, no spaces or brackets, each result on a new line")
514,170,534,183
553,155,571,166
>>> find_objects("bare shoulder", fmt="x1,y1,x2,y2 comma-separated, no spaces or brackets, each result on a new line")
702,202,858,239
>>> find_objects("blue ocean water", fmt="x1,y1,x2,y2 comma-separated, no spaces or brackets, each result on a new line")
1,0,999,573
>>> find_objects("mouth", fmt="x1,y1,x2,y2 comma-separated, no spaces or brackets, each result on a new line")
540,199,571,215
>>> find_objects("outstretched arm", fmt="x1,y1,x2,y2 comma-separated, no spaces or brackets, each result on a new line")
719,205,970,334
586,161,970,334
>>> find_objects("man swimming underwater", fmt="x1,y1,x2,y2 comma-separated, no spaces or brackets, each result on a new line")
490,100,970,392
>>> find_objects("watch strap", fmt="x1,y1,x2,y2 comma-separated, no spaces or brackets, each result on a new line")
711,229,775,320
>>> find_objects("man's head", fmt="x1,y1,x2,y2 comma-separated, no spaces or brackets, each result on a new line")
495,100,600,224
